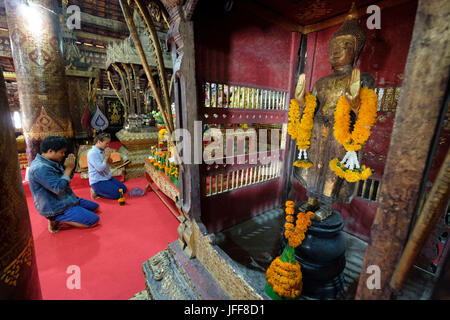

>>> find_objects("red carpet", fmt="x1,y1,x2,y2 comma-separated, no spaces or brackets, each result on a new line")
23,172,179,300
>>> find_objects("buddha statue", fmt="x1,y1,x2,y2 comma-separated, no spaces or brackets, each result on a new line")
293,3,375,220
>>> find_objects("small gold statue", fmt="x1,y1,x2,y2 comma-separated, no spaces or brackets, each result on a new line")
293,3,375,221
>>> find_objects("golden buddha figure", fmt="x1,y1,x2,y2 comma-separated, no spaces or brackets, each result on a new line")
293,4,375,221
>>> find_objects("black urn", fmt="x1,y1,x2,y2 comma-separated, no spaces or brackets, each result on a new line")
282,205,346,299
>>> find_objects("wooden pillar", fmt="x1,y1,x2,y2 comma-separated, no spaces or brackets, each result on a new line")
390,150,450,291
355,0,450,299
0,69,42,299
284,33,305,202
5,0,73,163
176,18,202,222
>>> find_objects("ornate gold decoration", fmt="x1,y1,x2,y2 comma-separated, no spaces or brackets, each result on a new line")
108,102,123,126
24,106,73,140
176,215,196,258
149,2,162,23
1,237,33,286
145,249,195,299
145,160,179,202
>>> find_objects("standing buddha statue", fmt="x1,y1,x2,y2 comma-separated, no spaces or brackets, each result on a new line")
291,3,376,221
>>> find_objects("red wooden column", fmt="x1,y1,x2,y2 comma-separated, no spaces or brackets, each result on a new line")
355,0,450,299
0,69,42,299
5,0,73,163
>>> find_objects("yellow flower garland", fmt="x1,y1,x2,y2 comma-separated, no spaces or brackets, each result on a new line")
330,87,378,182
266,257,302,299
333,87,378,152
285,210,315,248
158,128,167,141
329,158,372,183
265,201,315,299
288,94,317,167
293,160,313,168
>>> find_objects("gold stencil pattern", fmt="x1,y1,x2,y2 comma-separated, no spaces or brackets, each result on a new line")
24,106,73,140
1,237,33,287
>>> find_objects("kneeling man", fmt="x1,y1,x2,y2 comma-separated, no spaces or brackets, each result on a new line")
88,132,127,199
29,136,100,233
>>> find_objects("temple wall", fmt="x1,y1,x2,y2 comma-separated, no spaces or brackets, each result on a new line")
193,1,299,233
194,1,293,90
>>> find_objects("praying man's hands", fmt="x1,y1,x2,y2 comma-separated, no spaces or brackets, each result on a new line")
104,148,112,164
63,153,76,177
64,154,76,170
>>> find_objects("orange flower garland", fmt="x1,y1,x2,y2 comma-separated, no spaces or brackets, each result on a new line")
285,210,315,248
330,87,378,182
266,258,303,298
288,94,317,168
333,87,378,152
329,158,372,183
265,201,315,299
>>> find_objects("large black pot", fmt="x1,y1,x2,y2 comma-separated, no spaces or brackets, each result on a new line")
282,204,346,299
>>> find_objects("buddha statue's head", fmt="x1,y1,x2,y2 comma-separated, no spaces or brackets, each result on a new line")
329,3,366,70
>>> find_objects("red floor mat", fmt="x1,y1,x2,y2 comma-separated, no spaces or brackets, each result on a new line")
25,176,179,300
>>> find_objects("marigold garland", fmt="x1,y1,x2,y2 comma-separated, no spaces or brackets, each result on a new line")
158,128,167,141
333,87,378,152
284,210,315,248
265,201,315,299
288,94,317,168
285,201,295,208
293,160,313,168
266,258,302,299
331,87,378,182
329,158,372,183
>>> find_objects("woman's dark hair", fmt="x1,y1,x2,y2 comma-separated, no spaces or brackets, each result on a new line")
40,136,68,154
94,132,111,144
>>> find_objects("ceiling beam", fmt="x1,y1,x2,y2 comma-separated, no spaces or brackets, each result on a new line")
74,30,123,44
237,0,304,33
80,12,129,34
302,0,415,34
0,12,128,34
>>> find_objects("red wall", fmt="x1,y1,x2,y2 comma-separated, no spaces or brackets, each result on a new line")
194,1,293,90
305,0,418,91
193,1,300,233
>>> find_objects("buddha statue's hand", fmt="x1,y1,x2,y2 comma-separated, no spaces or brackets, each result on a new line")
345,68,361,114
295,73,306,106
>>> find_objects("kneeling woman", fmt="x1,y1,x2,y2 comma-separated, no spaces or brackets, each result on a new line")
88,133,127,199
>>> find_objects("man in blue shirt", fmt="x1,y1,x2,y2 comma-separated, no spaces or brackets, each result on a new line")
88,132,127,199
28,136,100,233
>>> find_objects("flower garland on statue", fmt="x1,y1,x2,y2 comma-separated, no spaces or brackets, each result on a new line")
330,87,378,183
288,93,317,168
265,201,315,299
